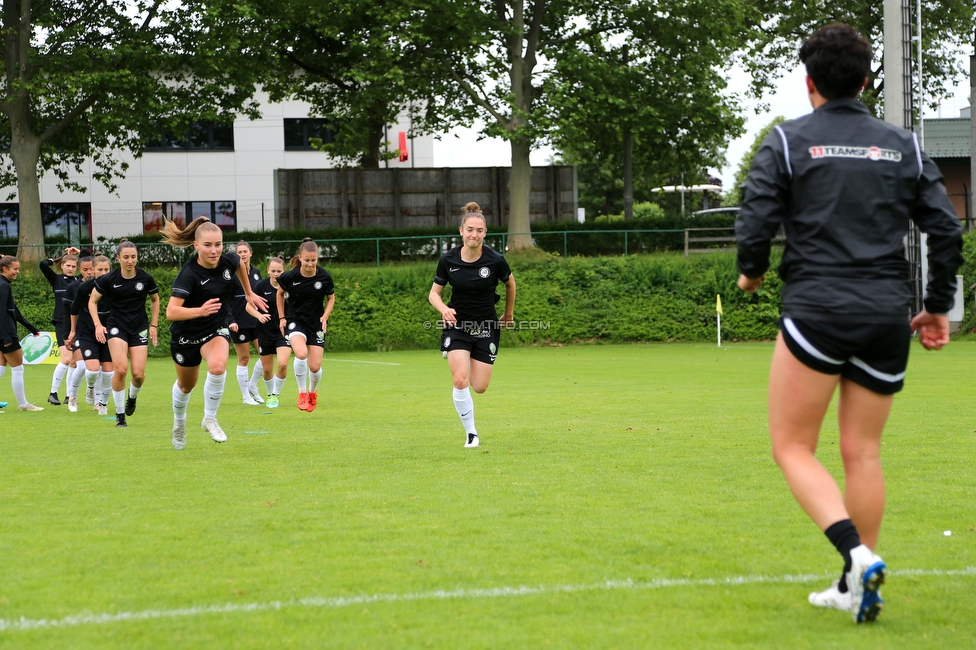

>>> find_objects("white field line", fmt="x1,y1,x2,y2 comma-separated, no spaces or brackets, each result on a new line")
323,359,401,366
1,567,974,633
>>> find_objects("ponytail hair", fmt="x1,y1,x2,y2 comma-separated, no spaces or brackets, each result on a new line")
52,248,79,266
460,201,486,227
289,238,319,269
160,216,221,248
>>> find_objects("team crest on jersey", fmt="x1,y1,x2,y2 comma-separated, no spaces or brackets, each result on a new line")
110,327,119,335
139,329,148,338
176,353,185,364
479,267,490,278
223,269,232,281
489,342,497,355
238,333,246,341
316,331,324,341
288,322,296,330
443,336,451,348
84,349,92,357
314,281,322,290
808,145,902,162
135,282,144,291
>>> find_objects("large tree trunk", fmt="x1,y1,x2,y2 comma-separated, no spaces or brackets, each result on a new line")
360,117,385,168
507,137,533,250
9,107,44,263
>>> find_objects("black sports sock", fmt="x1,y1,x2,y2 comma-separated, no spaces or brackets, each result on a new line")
824,519,861,594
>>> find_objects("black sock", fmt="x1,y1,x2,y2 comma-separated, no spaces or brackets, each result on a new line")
824,519,861,594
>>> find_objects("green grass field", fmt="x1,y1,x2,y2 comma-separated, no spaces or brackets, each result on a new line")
1,343,974,648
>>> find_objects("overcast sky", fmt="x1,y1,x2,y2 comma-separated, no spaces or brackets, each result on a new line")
433,55,973,194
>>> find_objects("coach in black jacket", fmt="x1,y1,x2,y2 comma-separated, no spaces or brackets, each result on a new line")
735,24,962,624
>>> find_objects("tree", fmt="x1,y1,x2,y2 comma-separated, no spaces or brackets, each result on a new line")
0,1,261,261
550,23,746,218
231,0,459,168
413,0,748,248
739,1,975,115
724,116,785,207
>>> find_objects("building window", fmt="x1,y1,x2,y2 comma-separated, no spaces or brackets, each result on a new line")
0,203,91,243
145,121,235,151
284,118,337,150
143,201,236,234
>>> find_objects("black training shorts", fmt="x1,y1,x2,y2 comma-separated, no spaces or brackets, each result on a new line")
284,319,325,348
107,324,149,348
779,315,911,395
170,330,232,368
441,323,500,365
55,320,70,348
77,337,111,364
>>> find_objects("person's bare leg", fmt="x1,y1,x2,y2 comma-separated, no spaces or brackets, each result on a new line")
837,379,891,551
768,334,848,530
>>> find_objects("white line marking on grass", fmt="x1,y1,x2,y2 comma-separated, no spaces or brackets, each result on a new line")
2,567,973,633
322,359,401,366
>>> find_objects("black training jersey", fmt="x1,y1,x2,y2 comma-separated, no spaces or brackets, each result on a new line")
231,266,263,329
253,277,281,327
94,268,159,332
1,276,39,344
433,246,512,324
71,278,111,341
169,252,241,341
40,259,76,324
278,266,334,325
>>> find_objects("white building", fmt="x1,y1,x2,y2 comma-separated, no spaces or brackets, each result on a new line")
0,91,434,242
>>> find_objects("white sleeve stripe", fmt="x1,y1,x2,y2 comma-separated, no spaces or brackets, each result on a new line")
911,132,923,181
783,318,844,365
773,125,792,178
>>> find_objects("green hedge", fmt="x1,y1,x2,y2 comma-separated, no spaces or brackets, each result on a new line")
9,251,783,356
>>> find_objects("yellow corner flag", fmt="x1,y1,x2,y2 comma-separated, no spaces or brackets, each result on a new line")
716,294,723,316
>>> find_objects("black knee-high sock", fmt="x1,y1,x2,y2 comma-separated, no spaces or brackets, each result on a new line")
824,519,861,593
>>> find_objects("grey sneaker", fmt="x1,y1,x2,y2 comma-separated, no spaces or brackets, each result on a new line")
172,419,187,450
202,417,227,443
96,402,108,416
85,385,95,405
19,403,44,412
849,544,886,623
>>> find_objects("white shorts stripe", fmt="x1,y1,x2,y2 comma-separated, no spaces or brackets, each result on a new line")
849,356,906,383
783,318,844,365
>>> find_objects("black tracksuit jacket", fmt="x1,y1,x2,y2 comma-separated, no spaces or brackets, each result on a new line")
736,99,963,322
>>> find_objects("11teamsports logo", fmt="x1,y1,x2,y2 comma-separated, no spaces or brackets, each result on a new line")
808,145,902,162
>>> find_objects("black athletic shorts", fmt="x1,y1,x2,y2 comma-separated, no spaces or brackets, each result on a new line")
107,323,149,348
441,323,501,365
55,320,70,348
170,330,232,368
284,318,325,348
1,339,21,354
77,337,111,364
779,315,911,395
257,324,289,356
232,327,258,345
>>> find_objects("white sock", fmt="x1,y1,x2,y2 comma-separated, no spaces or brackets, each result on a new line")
51,363,69,393
293,358,308,393
273,376,285,395
309,368,322,393
100,371,113,405
86,368,99,403
0,365,6,380
128,382,142,399
203,371,225,419
67,365,84,397
249,359,263,392
113,389,126,415
264,377,275,395
11,365,27,407
452,386,477,436
172,381,191,421
236,364,249,399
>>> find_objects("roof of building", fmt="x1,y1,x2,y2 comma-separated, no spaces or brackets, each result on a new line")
923,117,971,159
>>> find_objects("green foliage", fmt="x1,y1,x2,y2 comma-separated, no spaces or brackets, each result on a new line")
13,253,782,358
725,116,786,207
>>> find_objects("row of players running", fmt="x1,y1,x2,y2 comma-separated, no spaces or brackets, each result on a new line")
31,236,333,427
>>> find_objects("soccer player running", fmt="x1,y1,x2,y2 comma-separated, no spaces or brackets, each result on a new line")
735,24,963,624
230,240,266,405
276,238,334,412
253,256,290,408
62,254,94,412
0,255,44,412
39,247,80,405
162,217,266,450
428,202,515,448
68,255,115,416
89,241,160,427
